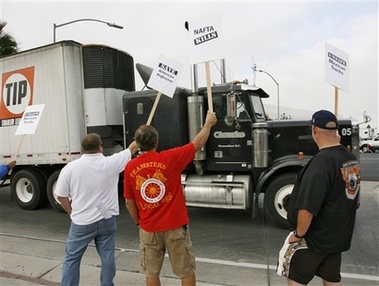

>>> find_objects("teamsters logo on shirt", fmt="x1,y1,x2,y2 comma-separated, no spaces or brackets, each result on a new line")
136,169,168,204
141,178,166,203
340,160,360,200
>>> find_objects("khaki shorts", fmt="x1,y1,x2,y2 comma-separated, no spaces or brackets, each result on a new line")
139,225,196,278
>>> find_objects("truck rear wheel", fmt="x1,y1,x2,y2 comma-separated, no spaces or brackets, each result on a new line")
264,173,297,229
11,169,48,210
47,170,64,212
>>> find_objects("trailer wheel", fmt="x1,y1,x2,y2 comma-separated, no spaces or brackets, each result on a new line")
47,170,64,212
11,169,48,210
264,173,297,229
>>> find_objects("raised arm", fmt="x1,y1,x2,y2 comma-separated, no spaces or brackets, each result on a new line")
191,111,217,151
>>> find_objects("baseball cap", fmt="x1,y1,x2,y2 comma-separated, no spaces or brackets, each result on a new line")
311,110,338,130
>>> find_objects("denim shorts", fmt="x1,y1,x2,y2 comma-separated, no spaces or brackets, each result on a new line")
139,225,196,278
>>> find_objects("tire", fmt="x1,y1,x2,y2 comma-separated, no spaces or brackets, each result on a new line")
361,145,372,153
46,170,65,212
264,173,297,229
10,169,48,210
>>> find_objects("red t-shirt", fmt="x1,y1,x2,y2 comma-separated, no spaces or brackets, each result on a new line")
124,143,195,232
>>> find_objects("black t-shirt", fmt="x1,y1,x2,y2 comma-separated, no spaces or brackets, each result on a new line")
288,145,360,253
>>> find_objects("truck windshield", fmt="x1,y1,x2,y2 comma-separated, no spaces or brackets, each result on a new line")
213,90,267,122
249,93,266,120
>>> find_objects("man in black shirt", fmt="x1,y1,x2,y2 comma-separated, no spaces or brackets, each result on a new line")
278,110,360,286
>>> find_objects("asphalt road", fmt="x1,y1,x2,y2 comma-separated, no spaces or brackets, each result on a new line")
360,153,379,181
0,154,378,285
0,181,378,285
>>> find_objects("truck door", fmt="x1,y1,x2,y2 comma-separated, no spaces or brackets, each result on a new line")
205,93,253,172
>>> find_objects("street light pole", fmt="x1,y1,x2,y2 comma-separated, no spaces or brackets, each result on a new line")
257,69,280,120
53,18,123,43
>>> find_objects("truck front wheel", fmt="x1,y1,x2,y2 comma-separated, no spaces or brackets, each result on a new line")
10,169,48,210
264,173,297,229
47,170,64,212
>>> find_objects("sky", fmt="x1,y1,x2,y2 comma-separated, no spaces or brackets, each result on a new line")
1,1,378,133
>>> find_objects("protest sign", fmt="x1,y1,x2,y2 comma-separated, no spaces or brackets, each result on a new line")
147,54,183,98
186,13,225,113
325,43,350,116
14,104,45,160
325,42,349,93
187,13,225,64
15,104,45,135
146,55,183,125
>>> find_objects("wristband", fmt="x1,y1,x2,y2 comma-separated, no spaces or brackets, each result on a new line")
293,230,305,239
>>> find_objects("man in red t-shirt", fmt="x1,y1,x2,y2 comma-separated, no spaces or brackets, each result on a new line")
124,111,217,286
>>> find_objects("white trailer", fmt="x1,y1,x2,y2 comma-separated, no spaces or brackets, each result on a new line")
0,41,135,211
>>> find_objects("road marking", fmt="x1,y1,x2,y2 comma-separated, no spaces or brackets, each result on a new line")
2,233,378,282
195,257,379,282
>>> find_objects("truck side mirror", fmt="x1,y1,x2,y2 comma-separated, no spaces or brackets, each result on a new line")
363,111,372,123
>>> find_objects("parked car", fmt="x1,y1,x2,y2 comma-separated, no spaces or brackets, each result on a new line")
360,136,379,153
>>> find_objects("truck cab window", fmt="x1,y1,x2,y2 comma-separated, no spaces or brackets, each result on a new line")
213,95,227,119
237,99,250,119
250,93,266,120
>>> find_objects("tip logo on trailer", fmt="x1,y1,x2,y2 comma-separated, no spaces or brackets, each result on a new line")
0,67,35,127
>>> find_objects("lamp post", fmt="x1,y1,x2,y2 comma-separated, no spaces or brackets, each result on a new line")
53,18,123,43
257,69,280,120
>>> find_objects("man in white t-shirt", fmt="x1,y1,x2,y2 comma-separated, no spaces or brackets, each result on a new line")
55,133,138,286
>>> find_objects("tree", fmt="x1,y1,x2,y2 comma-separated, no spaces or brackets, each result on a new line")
0,21,19,56
280,112,292,120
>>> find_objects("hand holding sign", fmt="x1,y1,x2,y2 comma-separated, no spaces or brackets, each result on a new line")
146,55,183,125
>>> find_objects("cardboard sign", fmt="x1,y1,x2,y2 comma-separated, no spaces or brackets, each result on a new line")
147,54,183,98
325,42,350,92
15,104,45,135
187,13,225,64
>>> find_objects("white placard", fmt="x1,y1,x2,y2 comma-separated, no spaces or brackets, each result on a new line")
187,13,225,64
15,104,45,135
147,54,183,98
325,42,349,92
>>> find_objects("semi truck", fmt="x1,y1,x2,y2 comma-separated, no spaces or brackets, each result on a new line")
1,41,360,228
122,63,360,228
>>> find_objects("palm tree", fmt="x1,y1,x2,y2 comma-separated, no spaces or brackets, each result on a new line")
0,21,19,56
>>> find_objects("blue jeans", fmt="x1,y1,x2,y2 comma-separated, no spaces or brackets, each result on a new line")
61,216,117,286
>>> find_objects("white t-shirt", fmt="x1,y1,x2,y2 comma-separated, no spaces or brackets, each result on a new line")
55,149,132,225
